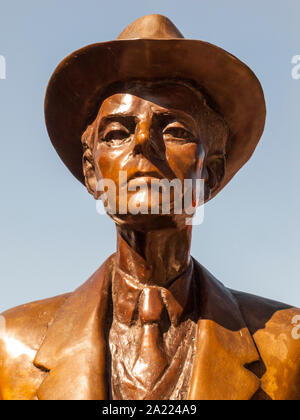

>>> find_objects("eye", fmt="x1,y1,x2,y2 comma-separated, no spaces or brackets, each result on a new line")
101,122,131,145
104,129,130,142
163,123,195,142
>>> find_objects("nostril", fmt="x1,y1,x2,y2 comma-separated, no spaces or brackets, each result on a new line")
133,143,142,155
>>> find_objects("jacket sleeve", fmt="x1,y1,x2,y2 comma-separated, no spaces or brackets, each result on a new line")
0,313,7,400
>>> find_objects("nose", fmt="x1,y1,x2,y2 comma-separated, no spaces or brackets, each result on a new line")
134,121,150,155
133,119,165,160
135,121,150,150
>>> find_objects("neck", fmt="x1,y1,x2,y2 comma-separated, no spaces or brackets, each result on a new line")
116,224,192,287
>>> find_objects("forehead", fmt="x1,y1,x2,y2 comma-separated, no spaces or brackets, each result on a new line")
97,83,204,119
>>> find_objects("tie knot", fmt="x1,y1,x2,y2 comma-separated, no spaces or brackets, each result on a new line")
139,288,164,324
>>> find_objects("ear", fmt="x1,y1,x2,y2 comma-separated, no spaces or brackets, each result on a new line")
81,126,98,198
204,153,226,199
82,148,98,197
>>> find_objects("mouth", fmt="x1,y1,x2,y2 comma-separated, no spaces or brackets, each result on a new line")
129,171,163,181
123,171,164,188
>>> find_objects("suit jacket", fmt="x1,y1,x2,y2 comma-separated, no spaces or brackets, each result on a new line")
0,255,299,400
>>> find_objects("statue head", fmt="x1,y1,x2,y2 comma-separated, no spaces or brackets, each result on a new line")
44,14,266,222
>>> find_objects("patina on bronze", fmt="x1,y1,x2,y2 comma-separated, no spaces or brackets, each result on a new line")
0,14,299,401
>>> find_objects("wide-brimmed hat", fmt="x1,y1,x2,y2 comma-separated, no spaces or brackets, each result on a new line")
45,14,266,199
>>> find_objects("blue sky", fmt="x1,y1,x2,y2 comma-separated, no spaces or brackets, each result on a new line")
0,0,299,311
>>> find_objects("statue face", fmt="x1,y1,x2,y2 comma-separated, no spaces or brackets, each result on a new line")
92,83,208,228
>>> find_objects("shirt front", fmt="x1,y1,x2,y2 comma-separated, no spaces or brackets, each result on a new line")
109,258,197,400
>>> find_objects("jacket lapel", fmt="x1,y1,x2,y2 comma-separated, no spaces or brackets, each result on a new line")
188,261,261,400
34,255,260,400
34,256,115,400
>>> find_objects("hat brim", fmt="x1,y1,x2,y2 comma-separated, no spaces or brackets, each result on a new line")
45,38,266,199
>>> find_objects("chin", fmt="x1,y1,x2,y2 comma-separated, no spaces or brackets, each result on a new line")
105,193,190,230
108,212,186,231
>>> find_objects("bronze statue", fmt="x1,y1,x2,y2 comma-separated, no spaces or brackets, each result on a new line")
0,14,299,401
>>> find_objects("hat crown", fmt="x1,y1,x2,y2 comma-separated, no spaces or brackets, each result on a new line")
117,14,184,40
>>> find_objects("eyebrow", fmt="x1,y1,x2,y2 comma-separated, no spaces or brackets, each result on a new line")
98,114,137,133
153,111,198,133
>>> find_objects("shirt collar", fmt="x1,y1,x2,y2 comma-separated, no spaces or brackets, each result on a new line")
113,259,194,326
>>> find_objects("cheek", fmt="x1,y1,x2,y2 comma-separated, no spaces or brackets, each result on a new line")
94,145,128,180
166,143,205,180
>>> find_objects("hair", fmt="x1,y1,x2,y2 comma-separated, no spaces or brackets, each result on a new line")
81,78,229,193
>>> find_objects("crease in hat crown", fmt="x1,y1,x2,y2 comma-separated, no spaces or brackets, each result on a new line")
117,14,184,40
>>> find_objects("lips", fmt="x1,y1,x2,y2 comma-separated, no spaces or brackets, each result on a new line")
128,171,164,182
126,172,164,189
118,171,162,187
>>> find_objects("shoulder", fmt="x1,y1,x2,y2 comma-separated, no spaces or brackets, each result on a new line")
232,289,300,400
0,294,70,400
0,254,116,341
1,293,71,345
0,293,70,364
230,289,298,334
0,254,116,353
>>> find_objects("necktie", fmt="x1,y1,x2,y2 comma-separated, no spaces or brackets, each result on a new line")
132,287,168,389
110,263,195,399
